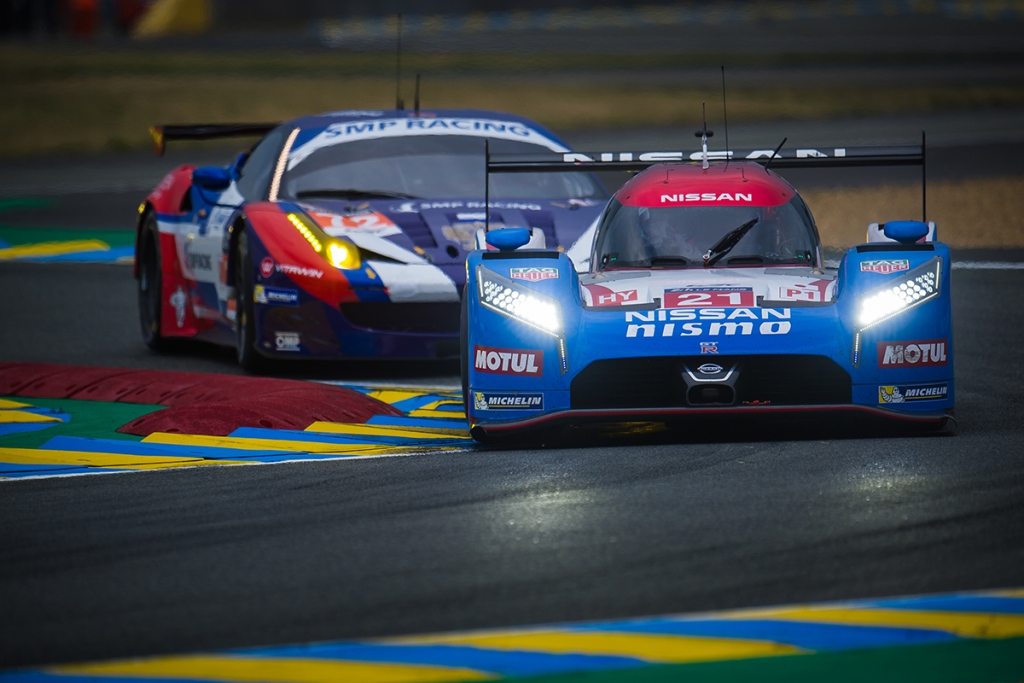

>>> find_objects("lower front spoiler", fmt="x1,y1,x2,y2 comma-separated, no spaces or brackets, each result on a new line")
469,404,954,442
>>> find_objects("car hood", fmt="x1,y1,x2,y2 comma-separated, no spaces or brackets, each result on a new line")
579,267,838,307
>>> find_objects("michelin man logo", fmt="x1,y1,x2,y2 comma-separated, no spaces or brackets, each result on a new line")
878,385,905,404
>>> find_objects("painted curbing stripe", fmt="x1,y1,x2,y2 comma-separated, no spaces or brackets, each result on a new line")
239,643,643,678
305,422,467,439
0,447,248,470
142,432,439,456
50,654,493,683
396,630,800,664
0,239,110,260
41,436,299,462
368,415,469,431
231,426,470,447
868,595,1024,615
0,398,33,409
0,461,118,477
578,617,957,652
730,606,1024,639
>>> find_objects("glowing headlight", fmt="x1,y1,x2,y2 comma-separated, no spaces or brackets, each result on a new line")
286,212,361,270
478,267,561,336
856,258,941,328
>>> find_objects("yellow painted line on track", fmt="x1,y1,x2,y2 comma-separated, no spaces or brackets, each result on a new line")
409,408,467,420
366,389,431,405
0,447,247,469
733,606,1024,639
143,432,437,455
0,398,33,409
0,410,61,424
0,239,109,260
53,655,493,683
995,588,1024,598
305,422,467,439
397,630,800,664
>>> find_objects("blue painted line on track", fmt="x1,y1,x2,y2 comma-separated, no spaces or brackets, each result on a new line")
0,423,60,436
578,617,958,652
238,642,644,677
367,415,469,431
41,436,298,462
0,462,127,477
868,595,1024,614
17,246,134,263
231,426,470,447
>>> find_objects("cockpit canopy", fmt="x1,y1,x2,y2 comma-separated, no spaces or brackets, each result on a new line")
591,162,822,271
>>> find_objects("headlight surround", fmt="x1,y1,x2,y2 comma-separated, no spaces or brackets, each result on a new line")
478,266,562,336
856,257,941,329
286,212,361,270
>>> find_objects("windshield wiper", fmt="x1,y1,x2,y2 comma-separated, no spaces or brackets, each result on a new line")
702,218,759,267
294,188,419,199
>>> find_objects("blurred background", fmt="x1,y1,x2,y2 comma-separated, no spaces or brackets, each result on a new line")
2,0,1023,248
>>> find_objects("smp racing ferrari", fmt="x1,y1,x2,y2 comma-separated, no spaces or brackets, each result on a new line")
135,109,605,369
461,136,954,441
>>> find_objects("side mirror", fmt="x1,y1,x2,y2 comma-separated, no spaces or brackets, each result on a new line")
193,166,232,191
485,227,532,251
882,220,930,244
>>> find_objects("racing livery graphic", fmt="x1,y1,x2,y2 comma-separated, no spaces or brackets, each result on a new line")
460,139,955,441
135,109,605,369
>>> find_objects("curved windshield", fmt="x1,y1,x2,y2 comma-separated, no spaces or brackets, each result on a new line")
280,136,605,201
593,196,819,270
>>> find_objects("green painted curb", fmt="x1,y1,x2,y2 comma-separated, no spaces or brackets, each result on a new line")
0,396,162,449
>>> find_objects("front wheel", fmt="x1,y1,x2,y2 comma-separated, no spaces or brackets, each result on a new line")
137,213,168,351
234,228,267,373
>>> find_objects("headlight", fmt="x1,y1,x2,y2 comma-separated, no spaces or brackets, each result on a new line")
478,266,561,336
286,212,361,270
856,257,941,328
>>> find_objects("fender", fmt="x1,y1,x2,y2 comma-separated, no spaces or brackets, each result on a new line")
134,165,195,278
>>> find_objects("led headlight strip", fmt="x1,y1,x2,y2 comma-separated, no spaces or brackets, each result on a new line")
477,265,568,373
286,212,361,270
852,257,941,366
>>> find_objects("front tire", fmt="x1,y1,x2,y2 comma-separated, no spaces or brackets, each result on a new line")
234,228,267,373
137,213,167,351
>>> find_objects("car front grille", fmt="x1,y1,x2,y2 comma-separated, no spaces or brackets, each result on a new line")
570,355,851,409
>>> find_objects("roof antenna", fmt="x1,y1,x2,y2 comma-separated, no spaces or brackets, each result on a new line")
720,66,730,165
394,14,404,110
414,73,421,115
484,138,491,233
764,136,787,170
921,130,927,222
694,102,714,170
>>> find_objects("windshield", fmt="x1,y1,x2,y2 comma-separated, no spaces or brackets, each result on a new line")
280,136,606,201
593,196,819,270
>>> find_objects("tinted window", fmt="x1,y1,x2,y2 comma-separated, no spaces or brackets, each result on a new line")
593,197,819,269
280,136,605,201
236,126,288,200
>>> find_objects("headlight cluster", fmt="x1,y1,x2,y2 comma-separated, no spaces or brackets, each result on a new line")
286,212,361,270
856,258,941,328
479,268,561,336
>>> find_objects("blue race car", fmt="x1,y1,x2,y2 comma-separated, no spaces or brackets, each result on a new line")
461,142,953,441
138,109,606,370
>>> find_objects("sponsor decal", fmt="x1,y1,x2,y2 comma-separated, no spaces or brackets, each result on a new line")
274,331,301,352
585,284,639,307
660,192,753,204
392,200,544,213
474,345,543,376
253,285,299,306
780,280,833,303
185,247,213,272
697,363,723,375
878,383,948,404
878,340,948,368
625,308,791,338
259,257,275,278
308,209,396,233
510,267,558,282
700,341,719,354
665,287,755,308
277,263,324,279
169,287,187,328
861,259,910,274
473,392,544,411
562,149,848,164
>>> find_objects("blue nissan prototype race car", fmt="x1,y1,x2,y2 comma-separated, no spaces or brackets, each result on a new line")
138,109,606,370
461,141,954,442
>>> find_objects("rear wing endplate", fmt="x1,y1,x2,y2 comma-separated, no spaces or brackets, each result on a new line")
149,122,279,156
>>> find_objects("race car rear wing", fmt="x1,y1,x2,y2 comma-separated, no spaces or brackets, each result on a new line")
149,122,279,156
485,136,928,221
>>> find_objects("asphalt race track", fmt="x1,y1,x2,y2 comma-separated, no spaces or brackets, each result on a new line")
2,123,1024,671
